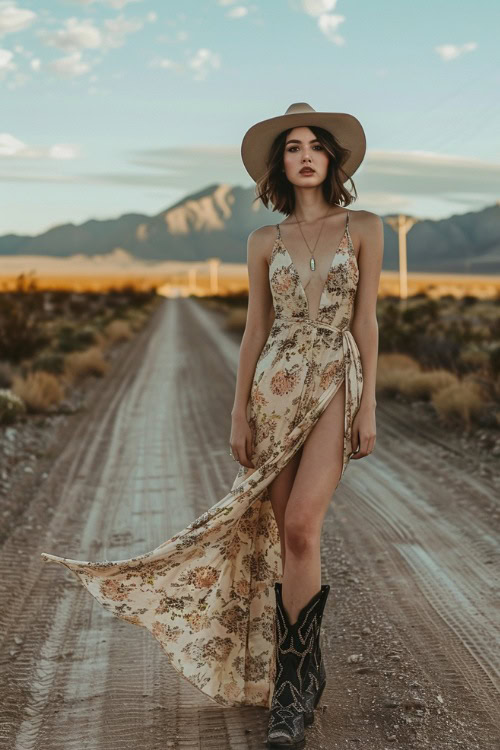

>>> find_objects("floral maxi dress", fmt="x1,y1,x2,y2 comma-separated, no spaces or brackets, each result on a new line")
40,209,363,710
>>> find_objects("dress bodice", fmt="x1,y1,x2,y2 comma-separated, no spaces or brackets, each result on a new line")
269,211,359,331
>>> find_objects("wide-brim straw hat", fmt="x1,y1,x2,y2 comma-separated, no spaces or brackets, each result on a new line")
241,102,366,184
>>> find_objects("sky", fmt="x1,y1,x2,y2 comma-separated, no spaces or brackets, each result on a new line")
1,0,499,237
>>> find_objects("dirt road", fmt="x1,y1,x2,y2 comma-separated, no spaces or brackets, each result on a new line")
1,297,498,749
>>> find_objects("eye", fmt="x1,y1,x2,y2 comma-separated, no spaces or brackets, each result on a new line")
286,145,323,152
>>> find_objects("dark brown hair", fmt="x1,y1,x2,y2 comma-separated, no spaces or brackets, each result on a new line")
254,124,358,216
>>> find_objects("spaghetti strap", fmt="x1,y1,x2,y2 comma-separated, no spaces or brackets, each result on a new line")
346,209,349,227
276,223,281,239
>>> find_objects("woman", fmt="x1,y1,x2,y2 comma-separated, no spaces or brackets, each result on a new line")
237,102,383,748
40,102,383,749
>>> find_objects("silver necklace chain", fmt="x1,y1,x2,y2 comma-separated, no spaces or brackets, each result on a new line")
292,206,334,271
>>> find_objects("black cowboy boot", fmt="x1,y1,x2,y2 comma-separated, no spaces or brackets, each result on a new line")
302,584,330,727
267,582,327,749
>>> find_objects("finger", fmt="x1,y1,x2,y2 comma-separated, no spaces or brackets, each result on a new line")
245,435,255,468
351,428,360,457
235,444,248,466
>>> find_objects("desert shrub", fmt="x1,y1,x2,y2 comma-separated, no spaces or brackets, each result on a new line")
104,319,133,343
460,295,478,307
57,324,98,353
64,346,110,382
0,362,14,388
125,309,148,331
413,333,461,371
490,345,500,376
0,294,49,363
401,299,439,324
0,389,26,424
12,371,65,413
458,347,491,374
399,369,459,400
118,285,157,307
431,381,486,430
31,352,66,375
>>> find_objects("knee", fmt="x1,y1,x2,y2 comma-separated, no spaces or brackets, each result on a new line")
284,513,320,557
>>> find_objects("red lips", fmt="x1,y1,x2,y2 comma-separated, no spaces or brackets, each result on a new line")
299,168,315,174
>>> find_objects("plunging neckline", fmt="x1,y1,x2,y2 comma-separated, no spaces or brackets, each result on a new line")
276,213,352,321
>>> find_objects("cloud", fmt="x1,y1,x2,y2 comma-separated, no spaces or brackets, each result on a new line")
1,146,498,219
38,13,144,56
435,41,477,61
150,48,221,81
360,150,500,196
0,132,80,158
301,0,346,45
67,0,144,8
227,7,248,19
302,0,338,13
0,46,14,70
47,50,91,76
101,13,144,48
38,17,102,52
0,2,36,38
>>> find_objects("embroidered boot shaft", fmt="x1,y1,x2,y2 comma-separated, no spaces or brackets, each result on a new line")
302,584,330,727
267,582,328,749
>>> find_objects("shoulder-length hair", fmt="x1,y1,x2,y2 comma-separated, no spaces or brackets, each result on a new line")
254,125,358,216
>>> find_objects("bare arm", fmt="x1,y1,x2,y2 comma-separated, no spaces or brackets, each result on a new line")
231,226,275,419
350,210,384,410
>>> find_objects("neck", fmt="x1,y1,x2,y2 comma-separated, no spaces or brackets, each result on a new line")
291,188,336,224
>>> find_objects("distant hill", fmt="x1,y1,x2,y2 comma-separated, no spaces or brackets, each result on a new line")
1,184,499,274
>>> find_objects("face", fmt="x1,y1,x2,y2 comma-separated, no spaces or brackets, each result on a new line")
282,126,330,186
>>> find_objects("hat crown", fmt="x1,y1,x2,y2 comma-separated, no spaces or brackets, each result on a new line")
284,102,316,116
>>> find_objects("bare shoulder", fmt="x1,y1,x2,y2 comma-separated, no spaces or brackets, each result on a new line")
247,224,279,266
350,208,383,230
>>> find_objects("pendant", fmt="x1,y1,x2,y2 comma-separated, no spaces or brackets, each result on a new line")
310,257,316,271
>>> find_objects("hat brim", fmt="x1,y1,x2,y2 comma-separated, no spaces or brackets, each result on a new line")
241,111,366,184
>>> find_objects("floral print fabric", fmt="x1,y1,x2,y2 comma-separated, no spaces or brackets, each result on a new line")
40,210,363,710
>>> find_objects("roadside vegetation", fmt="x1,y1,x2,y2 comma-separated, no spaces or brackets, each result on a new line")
0,274,161,423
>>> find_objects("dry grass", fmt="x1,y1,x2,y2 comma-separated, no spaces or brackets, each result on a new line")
378,353,421,370
376,353,421,396
431,380,487,429
12,371,65,412
64,346,110,383
399,369,459,400
123,310,148,332
104,319,133,343
458,347,491,371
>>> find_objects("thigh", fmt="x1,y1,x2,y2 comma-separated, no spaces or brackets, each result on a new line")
268,444,303,530
286,380,346,530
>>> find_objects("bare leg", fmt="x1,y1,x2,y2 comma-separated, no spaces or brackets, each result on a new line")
282,380,346,624
268,445,303,574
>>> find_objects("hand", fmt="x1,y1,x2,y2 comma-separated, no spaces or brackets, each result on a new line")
229,413,255,469
350,403,376,460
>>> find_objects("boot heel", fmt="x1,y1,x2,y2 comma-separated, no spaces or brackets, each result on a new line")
314,679,325,709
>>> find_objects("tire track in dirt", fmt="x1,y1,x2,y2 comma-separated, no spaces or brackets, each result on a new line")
189,298,500,746
0,296,499,749
1,298,270,750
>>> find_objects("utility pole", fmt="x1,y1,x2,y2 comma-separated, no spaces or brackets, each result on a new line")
187,267,198,295
385,214,418,303
206,258,221,295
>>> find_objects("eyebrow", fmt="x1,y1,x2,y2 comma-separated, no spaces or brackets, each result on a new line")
285,138,320,145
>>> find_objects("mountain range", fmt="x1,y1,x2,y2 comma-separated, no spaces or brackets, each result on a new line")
1,184,499,274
